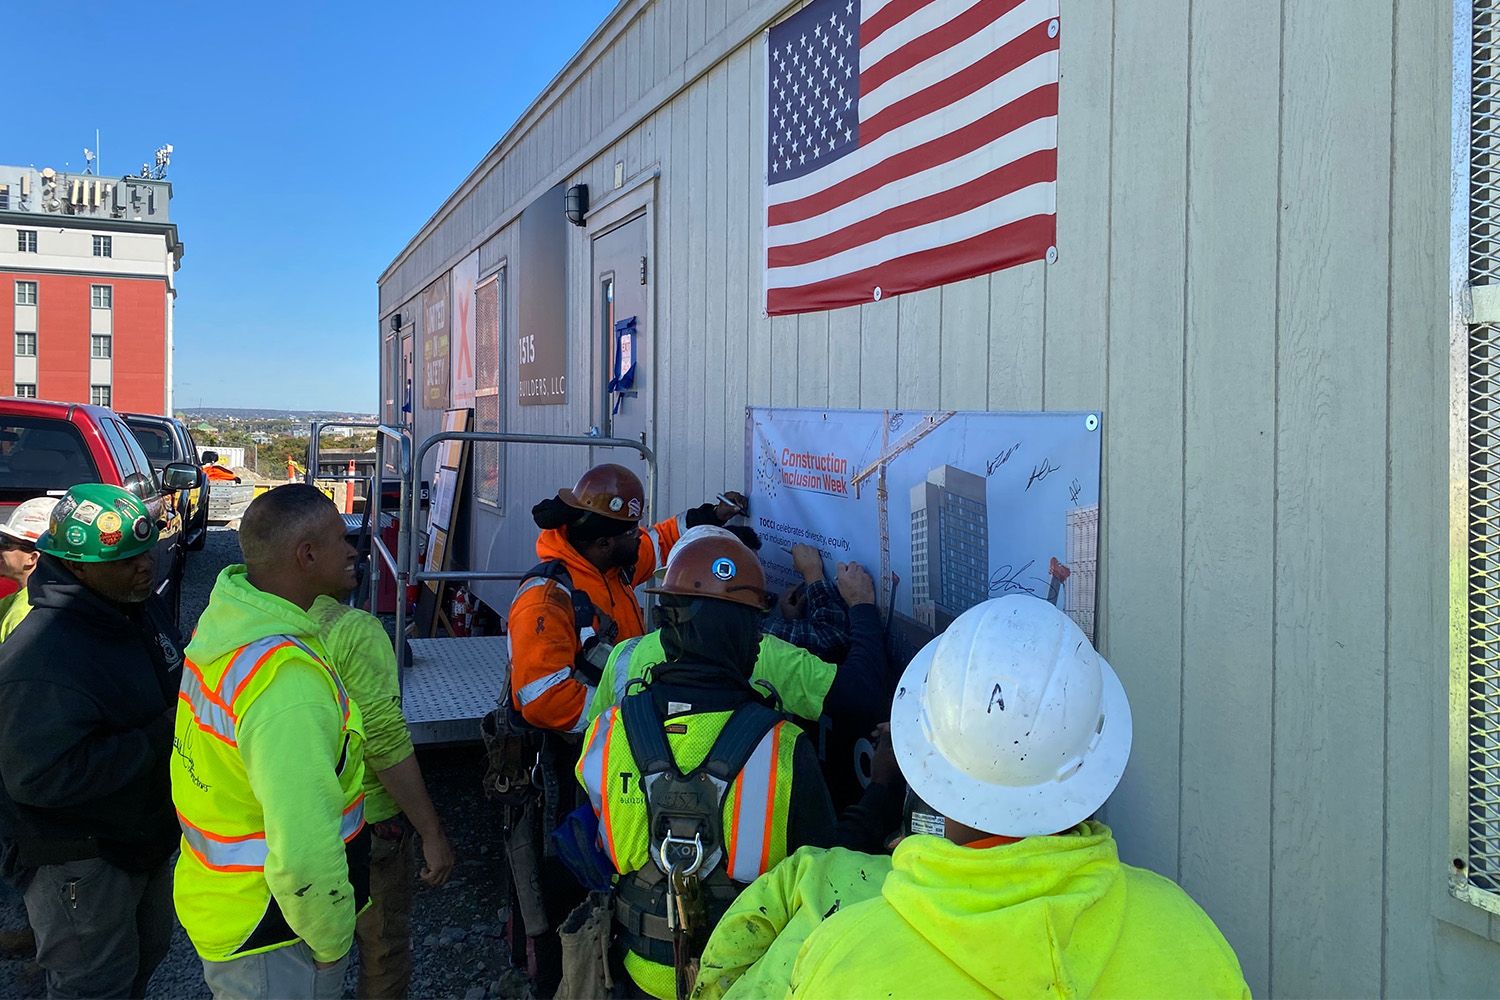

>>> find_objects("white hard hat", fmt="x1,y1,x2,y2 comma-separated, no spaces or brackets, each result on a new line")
665,525,737,567
890,595,1132,838
0,497,59,545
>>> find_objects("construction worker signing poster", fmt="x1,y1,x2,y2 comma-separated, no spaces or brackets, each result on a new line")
745,407,1102,662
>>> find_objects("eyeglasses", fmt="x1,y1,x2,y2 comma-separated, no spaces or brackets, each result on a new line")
0,537,35,553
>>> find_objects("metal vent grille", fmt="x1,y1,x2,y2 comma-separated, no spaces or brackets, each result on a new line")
1469,322,1500,893
1466,0,1500,905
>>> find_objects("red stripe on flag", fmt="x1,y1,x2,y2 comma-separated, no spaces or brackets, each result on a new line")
766,213,1055,315
859,19,1058,146
768,83,1057,226
860,0,942,48
860,0,1031,93
768,148,1055,268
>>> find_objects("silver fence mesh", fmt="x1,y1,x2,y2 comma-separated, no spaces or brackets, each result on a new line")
1469,0,1500,895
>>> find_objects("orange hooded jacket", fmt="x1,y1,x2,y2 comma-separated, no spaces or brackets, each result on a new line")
507,513,685,732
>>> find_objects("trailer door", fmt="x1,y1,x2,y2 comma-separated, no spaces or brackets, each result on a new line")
591,213,652,471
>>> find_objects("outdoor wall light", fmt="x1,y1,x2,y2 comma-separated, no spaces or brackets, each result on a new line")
390,312,402,332
565,184,589,227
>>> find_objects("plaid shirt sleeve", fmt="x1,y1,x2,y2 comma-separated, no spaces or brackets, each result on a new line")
762,578,852,663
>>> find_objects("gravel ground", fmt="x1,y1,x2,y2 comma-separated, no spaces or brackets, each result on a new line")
0,528,531,1000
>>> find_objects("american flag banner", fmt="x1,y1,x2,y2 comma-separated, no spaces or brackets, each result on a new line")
763,0,1060,316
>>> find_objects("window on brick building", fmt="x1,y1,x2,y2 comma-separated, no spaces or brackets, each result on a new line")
89,385,111,407
15,334,35,357
92,235,111,258
91,285,112,309
16,231,36,253
14,282,36,306
90,335,111,359
13,384,36,399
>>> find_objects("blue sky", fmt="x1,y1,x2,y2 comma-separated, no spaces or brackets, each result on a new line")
2,1,617,413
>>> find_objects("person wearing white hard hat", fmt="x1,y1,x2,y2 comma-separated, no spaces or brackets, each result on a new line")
0,497,58,642
692,595,1250,1000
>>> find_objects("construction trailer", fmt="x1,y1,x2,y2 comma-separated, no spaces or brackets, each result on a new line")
376,0,1498,995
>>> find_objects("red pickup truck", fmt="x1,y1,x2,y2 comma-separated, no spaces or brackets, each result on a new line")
0,399,199,620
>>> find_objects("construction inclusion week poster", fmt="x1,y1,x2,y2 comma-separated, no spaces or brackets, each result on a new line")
744,408,1103,659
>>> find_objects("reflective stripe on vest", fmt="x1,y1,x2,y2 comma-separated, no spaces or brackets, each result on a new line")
180,636,349,746
724,724,782,883
178,796,366,873
611,636,642,707
578,709,620,867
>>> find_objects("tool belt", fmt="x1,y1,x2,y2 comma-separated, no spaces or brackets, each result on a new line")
481,696,546,813
612,864,739,968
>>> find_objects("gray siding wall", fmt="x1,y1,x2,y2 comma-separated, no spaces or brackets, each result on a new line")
379,0,1494,994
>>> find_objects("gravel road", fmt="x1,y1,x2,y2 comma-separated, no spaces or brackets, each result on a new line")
0,528,531,1000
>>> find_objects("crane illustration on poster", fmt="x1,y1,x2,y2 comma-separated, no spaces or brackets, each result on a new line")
745,407,1101,663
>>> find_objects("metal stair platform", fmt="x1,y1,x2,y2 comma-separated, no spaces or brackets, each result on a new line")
403,636,509,744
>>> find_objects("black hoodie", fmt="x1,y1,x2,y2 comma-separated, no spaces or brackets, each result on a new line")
0,554,183,876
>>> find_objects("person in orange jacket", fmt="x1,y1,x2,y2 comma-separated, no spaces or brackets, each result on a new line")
507,463,746,734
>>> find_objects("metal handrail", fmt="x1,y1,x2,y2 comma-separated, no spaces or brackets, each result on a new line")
401,430,658,643
368,425,412,643
307,420,384,482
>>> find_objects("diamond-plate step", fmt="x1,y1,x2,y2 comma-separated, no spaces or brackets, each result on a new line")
402,636,510,745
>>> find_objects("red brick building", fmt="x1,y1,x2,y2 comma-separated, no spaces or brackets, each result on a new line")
0,165,183,414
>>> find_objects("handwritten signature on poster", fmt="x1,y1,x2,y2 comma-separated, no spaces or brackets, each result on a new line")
1026,459,1061,491
986,442,1022,476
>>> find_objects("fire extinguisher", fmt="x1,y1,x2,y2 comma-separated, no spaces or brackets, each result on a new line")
450,587,470,637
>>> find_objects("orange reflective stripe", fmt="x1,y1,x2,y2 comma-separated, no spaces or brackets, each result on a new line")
726,769,746,879
177,810,269,872
599,711,620,865
761,725,781,874
727,722,783,882
179,689,237,747
341,795,365,842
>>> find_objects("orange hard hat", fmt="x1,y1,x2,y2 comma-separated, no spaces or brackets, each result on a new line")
558,463,646,522
647,534,774,610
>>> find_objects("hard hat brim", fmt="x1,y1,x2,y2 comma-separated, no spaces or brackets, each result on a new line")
556,487,640,522
889,635,1134,839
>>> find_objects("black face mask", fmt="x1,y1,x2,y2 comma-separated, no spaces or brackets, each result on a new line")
656,596,763,679
902,787,948,840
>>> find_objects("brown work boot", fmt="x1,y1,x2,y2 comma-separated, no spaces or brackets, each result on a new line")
0,926,35,958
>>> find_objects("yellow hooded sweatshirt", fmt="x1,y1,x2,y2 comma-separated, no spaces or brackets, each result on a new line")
695,822,1250,1000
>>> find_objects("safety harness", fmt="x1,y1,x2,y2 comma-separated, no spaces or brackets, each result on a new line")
611,692,782,999
516,559,621,679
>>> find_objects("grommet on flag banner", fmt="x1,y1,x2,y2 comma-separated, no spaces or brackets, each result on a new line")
1049,18,1059,38
873,286,883,301
1046,246,1059,264
1086,414,1100,432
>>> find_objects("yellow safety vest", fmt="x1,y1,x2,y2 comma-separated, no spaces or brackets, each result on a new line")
173,634,366,959
577,702,800,999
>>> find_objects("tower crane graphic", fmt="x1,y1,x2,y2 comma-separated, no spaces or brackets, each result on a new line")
849,410,957,611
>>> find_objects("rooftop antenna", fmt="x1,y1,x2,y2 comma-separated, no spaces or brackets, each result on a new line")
82,148,94,175
149,144,172,180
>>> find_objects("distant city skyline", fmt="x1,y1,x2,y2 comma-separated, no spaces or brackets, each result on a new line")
1,1,616,411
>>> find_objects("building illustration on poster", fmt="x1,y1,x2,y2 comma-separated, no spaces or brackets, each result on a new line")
910,465,990,631
746,407,1102,660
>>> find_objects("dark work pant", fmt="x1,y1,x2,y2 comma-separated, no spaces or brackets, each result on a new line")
23,857,174,1000
355,822,414,1000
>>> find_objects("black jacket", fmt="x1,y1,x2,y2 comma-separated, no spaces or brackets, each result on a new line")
0,555,183,875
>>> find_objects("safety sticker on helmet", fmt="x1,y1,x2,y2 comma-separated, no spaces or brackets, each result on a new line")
73,501,103,526
65,525,87,547
711,557,736,581
96,511,122,534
